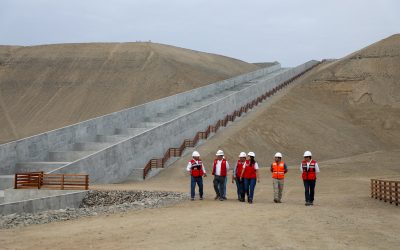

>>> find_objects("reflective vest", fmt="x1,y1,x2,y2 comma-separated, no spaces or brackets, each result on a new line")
272,161,285,179
235,160,246,178
212,159,227,176
243,160,257,179
190,159,204,177
301,160,317,180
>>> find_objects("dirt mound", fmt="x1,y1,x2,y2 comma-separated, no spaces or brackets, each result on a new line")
212,34,400,165
0,42,260,143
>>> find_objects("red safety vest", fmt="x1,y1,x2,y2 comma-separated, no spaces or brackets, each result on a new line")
212,159,227,176
190,159,204,177
235,160,246,178
301,160,317,180
272,161,285,179
243,160,257,179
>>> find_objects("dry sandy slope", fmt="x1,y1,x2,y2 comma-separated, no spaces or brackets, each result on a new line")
0,43,259,143
1,35,400,249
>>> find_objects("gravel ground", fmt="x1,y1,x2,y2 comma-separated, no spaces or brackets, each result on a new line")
0,190,189,229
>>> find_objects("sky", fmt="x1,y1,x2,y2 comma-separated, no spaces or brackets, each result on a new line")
0,0,399,66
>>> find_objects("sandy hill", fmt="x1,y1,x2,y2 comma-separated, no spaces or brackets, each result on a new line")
201,34,400,166
0,42,260,143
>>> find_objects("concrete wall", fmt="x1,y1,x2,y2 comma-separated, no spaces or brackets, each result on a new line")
49,60,319,183
0,64,281,175
0,190,88,215
3,189,74,203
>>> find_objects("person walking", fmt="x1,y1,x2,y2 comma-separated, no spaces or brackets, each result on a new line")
186,151,207,201
270,152,288,203
232,152,247,202
240,152,259,204
300,151,320,206
212,150,230,201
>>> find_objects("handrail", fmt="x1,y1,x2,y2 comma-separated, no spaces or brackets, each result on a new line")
15,172,89,190
143,62,321,179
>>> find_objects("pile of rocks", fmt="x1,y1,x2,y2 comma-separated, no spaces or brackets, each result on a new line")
0,190,188,229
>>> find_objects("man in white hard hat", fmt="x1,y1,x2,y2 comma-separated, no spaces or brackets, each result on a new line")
300,151,320,206
270,152,288,203
232,152,247,202
186,151,207,201
212,150,230,201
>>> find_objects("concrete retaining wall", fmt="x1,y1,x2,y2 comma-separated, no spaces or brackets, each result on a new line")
0,190,88,215
50,60,319,183
0,64,281,175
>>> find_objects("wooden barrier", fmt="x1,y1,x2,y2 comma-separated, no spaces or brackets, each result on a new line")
143,62,321,179
371,179,399,206
14,172,43,189
15,172,89,190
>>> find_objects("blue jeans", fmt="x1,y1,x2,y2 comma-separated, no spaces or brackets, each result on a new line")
244,178,257,201
223,175,227,198
191,176,203,198
303,180,316,202
235,177,244,200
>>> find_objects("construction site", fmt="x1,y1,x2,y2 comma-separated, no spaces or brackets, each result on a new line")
0,32,399,249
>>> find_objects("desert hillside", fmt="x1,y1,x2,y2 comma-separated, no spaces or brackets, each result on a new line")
0,43,260,143
205,34,400,166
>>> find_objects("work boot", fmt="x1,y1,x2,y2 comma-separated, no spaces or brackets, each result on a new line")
214,195,220,200
273,199,278,203
191,198,195,201
305,201,310,206
248,199,253,204
309,201,314,206
200,197,203,200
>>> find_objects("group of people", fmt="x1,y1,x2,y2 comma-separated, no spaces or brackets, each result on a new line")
186,149,319,206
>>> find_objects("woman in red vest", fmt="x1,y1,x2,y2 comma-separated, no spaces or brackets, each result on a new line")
300,151,320,206
186,151,207,201
240,152,260,204
232,152,247,202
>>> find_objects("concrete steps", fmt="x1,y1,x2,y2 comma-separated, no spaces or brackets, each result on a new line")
72,142,114,151
48,151,96,162
15,162,70,173
0,175,14,190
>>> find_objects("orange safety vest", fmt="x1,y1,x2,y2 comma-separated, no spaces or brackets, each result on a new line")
272,161,286,179
190,159,204,177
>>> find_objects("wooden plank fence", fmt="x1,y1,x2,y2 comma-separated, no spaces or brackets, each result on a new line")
15,172,89,190
371,179,399,206
143,62,321,179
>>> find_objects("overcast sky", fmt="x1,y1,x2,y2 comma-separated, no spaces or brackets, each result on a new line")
0,0,399,66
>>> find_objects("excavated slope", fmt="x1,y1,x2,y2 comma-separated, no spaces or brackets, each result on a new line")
0,43,259,143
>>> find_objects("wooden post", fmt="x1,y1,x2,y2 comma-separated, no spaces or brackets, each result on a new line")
14,174,17,189
61,174,64,190
85,175,89,190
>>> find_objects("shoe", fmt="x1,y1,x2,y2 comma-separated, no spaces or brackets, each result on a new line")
191,198,195,201
305,201,310,206
222,197,227,200
214,196,220,200
200,197,203,200
248,199,253,204
219,198,224,201
309,201,314,206
273,199,278,203
277,200,282,203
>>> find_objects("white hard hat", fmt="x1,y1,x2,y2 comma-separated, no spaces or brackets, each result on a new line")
274,152,282,158
248,152,255,157
216,150,224,156
303,151,312,157
239,152,247,158
192,151,200,157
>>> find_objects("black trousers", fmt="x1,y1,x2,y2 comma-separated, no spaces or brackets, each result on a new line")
213,175,225,197
303,180,316,202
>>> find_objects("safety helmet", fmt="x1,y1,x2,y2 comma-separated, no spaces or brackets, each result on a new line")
192,151,200,157
274,152,282,158
216,150,224,156
303,151,312,157
239,152,247,158
247,152,255,157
